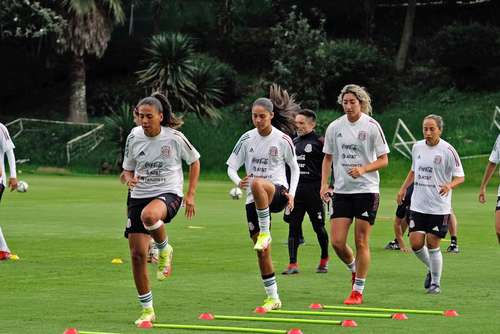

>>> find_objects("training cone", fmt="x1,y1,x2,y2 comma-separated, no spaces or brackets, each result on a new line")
138,321,153,329
199,313,215,320
309,303,323,309
444,310,459,317
63,329,79,334
111,258,123,264
10,254,20,261
341,320,358,327
254,307,267,314
287,329,303,334
392,313,408,320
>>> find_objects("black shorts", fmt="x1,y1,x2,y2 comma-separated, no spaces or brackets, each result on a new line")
0,184,4,202
125,193,183,238
330,193,380,225
496,196,500,211
408,211,449,239
395,184,413,219
245,184,288,236
284,182,324,226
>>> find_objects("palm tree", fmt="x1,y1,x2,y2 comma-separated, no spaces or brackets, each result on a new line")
59,0,124,122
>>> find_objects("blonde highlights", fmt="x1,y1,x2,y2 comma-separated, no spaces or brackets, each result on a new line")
337,84,372,115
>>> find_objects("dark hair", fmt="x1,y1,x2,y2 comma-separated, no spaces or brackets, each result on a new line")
269,84,301,136
136,92,183,129
297,109,316,121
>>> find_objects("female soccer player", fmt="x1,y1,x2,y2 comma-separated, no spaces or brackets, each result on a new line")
122,92,201,324
478,134,500,244
226,85,300,311
321,84,389,305
398,115,464,294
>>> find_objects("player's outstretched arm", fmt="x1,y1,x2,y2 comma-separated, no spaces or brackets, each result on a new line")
479,162,497,203
185,159,200,219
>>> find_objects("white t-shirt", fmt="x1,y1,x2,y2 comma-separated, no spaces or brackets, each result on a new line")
123,126,200,199
410,139,464,215
226,127,296,204
323,113,390,194
488,134,500,195
0,123,15,186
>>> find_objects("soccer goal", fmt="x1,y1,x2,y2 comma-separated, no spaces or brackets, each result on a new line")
491,106,500,131
6,118,104,165
391,118,417,159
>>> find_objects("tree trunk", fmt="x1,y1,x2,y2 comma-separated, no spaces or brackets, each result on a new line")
216,0,233,60
152,0,165,34
395,0,416,73
68,53,88,123
364,0,376,40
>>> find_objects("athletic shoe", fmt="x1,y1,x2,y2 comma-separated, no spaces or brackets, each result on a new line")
282,264,299,275
424,271,431,289
254,232,272,251
147,240,159,264
157,244,173,281
384,240,400,250
427,284,441,294
316,258,329,273
446,244,459,253
134,307,155,325
344,291,363,305
260,297,282,311
0,251,11,261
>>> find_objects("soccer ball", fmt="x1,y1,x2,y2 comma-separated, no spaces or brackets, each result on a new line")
16,180,28,193
229,187,243,200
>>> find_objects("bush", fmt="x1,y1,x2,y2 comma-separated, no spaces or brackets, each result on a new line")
432,22,500,90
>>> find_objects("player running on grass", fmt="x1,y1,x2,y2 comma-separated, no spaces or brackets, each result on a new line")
122,93,200,324
226,85,300,311
397,114,464,294
320,84,389,305
479,134,500,244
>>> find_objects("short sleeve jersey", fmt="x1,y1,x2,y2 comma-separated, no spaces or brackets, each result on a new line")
410,139,464,215
488,134,500,195
123,126,200,199
226,127,296,204
323,113,390,194
0,123,15,185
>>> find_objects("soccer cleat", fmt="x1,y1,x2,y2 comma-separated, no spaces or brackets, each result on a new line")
254,232,272,251
134,307,156,325
260,297,282,311
316,258,329,273
157,243,173,281
446,244,459,253
344,291,363,305
282,264,300,275
384,240,400,250
427,284,441,294
424,271,431,289
0,251,11,261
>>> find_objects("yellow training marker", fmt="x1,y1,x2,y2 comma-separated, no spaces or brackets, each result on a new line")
111,258,123,264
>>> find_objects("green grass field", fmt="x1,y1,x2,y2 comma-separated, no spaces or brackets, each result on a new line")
1,175,500,334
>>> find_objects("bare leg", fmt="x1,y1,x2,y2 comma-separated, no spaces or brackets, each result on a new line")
353,219,372,279
128,233,151,294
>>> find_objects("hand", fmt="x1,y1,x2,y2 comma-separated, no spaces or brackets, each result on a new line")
348,166,366,179
126,176,138,189
184,192,196,219
320,184,331,202
8,177,18,191
396,188,406,205
239,175,250,189
439,183,452,197
285,192,294,213
400,246,411,253
479,189,486,204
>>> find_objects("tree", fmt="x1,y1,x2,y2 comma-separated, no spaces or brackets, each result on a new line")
363,0,376,40
395,0,416,73
215,0,233,60
59,0,124,122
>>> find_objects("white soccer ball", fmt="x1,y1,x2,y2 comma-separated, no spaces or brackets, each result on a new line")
17,180,29,193
229,187,243,200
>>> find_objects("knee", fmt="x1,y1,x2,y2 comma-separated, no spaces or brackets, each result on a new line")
331,238,345,251
354,236,369,250
130,248,147,264
141,209,161,226
250,178,264,193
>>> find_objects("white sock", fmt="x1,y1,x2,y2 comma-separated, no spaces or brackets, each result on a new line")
256,207,270,233
414,246,430,270
138,291,153,309
0,227,10,252
155,237,168,251
346,260,356,273
428,248,443,286
263,274,279,300
353,277,366,293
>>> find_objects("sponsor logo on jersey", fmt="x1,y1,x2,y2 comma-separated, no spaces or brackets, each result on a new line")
337,133,342,138
433,155,442,165
250,148,254,152
358,131,368,141
161,145,171,158
269,146,278,156
304,143,312,153
139,151,146,157
417,155,421,159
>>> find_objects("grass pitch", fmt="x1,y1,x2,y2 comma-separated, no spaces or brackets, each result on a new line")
1,175,500,334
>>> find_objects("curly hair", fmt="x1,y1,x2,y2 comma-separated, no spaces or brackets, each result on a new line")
337,84,372,115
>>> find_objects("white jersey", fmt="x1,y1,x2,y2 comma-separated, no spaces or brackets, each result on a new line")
123,126,200,199
323,113,390,194
0,123,15,186
226,127,296,204
410,139,464,215
488,134,500,196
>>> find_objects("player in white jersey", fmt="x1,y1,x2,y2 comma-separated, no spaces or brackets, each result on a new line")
121,93,201,325
227,87,300,312
0,122,18,261
398,115,464,294
479,134,500,244
321,84,389,305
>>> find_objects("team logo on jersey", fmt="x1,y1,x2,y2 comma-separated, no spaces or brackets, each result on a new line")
304,144,312,153
433,155,442,165
161,145,171,158
358,131,368,141
269,146,278,156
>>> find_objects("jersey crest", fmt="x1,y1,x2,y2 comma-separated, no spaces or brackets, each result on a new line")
433,155,442,165
358,131,368,141
304,144,312,153
269,146,278,157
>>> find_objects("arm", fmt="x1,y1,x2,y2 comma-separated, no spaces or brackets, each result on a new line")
184,159,200,219
439,175,464,197
121,170,137,189
6,149,17,191
397,170,415,205
285,157,300,211
479,161,497,203
348,153,389,178
321,154,333,201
